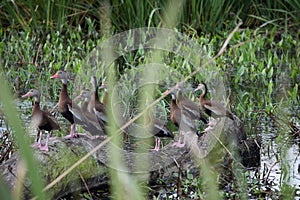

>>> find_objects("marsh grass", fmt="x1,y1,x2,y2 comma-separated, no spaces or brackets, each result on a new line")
1,0,300,33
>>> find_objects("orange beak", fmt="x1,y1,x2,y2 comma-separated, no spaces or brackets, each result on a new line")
21,92,30,99
50,72,59,79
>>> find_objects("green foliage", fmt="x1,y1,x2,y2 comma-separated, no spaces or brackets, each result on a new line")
1,1,300,34
280,183,296,200
217,28,299,133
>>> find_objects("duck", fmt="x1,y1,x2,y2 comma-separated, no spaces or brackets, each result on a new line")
89,76,107,124
22,89,60,151
194,83,234,120
50,70,84,138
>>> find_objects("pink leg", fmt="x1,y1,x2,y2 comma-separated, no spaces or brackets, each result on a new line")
32,131,42,148
39,132,50,151
172,140,185,148
172,133,185,148
204,125,213,132
152,137,161,151
65,124,78,138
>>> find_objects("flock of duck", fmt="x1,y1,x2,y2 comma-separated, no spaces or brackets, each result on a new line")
22,70,235,152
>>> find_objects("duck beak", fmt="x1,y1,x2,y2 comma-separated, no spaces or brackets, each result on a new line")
50,73,59,79
21,92,30,99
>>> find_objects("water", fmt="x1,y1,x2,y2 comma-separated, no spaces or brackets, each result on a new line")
258,114,300,198
260,134,298,186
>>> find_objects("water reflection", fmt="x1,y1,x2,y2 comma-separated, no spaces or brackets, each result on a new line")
260,133,300,191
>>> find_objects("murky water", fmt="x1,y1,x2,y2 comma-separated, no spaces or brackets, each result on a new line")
258,107,300,198
260,133,300,188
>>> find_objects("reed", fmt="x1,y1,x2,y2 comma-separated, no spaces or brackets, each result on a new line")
1,0,299,33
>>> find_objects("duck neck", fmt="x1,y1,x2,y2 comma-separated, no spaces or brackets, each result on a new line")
171,95,178,108
60,83,69,100
200,85,207,100
82,99,89,111
102,89,107,105
34,95,41,104
177,90,183,101
32,99,41,114
94,86,99,101
62,82,67,91
61,78,68,85
171,98,177,105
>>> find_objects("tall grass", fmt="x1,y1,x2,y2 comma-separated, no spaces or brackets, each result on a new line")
1,0,300,33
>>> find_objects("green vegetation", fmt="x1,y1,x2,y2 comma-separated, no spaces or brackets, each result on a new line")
0,0,299,199
1,0,300,33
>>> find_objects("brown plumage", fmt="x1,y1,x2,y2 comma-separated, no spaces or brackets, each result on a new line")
74,89,106,134
177,90,208,126
194,83,234,120
89,76,106,124
22,89,60,151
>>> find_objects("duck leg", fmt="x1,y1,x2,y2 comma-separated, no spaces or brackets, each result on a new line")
32,130,42,148
172,131,185,148
64,123,104,139
39,132,50,151
65,123,78,138
152,137,161,151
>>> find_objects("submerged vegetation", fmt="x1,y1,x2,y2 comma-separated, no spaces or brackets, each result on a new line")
0,0,299,199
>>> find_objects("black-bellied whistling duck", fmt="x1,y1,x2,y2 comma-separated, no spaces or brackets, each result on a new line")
50,70,82,138
152,118,174,151
194,83,234,120
22,89,60,151
89,76,106,124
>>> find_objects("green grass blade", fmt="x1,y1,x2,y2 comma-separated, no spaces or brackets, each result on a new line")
0,73,48,199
